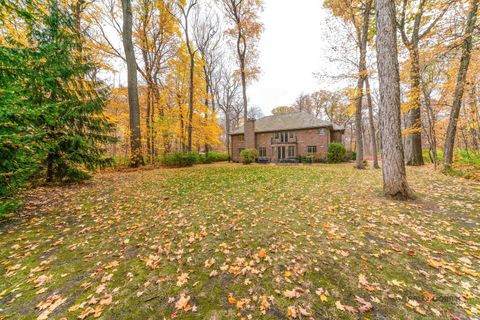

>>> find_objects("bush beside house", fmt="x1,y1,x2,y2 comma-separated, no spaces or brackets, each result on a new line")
327,143,346,163
240,149,258,164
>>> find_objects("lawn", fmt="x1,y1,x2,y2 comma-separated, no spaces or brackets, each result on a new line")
0,163,479,319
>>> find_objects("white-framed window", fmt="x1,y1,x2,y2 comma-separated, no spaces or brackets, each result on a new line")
319,128,326,135
258,147,267,157
307,146,317,154
288,146,295,157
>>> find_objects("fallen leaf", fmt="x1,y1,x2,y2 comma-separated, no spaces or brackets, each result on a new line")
175,294,191,311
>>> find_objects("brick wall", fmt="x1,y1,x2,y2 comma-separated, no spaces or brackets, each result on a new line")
230,135,245,162
331,131,343,144
245,120,256,149
231,127,342,162
296,128,330,156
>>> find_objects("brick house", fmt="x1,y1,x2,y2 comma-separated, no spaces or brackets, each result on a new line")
230,112,345,162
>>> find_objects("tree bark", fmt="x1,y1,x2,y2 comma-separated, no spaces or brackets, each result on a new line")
423,86,438,169
443,0,479,168
239,43,249,146
187,50,195,152
226,112,231,160
404,45,424,165
469,86,479,151
375,0,414,199
121,0,144,167
146,83,152,162
353,0,372,169
204,65,211,153
365,76,379,168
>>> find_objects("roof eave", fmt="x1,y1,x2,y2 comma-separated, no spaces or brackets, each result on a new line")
229,124,336,135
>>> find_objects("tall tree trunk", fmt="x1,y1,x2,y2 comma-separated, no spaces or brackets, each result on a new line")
469,85,479,151
423,87,438,169
375,0,414,199
121,0,144,167
353,0,372,169
405,45,424,166
240,60,248,144
237,32,249,146
204,66,211,153
443,0,479,168
350,123,354,152
187,52,195,152
146,84,152,163
365,76,379,168
226,112,231,161
151,85,156,159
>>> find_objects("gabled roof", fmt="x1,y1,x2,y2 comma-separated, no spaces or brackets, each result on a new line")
230,112,344,135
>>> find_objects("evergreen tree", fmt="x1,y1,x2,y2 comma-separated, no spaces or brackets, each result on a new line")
0,0,116,215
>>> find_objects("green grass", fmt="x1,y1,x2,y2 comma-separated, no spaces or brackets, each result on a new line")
0,163,479,319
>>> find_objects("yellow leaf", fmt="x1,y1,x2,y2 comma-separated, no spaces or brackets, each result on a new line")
227,293,237,305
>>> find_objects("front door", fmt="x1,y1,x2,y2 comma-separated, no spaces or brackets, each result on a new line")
277,146,286,160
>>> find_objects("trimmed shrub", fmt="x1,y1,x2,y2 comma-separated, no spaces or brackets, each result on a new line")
313,152,327,163
205,152,229,163
327,143,346,163
240,149,258,164
161,152,199,167
298,155,313,164
198,152,229,164
198,154,209,164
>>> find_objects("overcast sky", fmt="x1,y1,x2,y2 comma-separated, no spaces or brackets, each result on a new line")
249,0,332,115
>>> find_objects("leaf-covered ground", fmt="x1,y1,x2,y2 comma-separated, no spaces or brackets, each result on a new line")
1,163,479,320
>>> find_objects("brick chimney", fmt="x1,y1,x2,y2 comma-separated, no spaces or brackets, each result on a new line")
245,119,256,149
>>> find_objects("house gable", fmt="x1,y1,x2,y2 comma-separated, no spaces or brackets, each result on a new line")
229,112,345,162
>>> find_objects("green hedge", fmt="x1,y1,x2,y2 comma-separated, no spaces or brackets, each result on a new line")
327,143,346,163
199,152,230,164
161,152,229,167
161,152,199,167
240,149,258,164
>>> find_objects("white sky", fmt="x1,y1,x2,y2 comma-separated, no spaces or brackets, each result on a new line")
249,0,332,115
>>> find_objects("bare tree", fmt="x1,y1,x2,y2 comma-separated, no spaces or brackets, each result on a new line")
247,106,264,120
217,0,263,148
121,0,144,167
168,0,199,152
218,66,241,159
375,0,414,199
293,92,313,113
310,90,331,119
443,0,479,169
194,8,221,111
194,8,222,152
